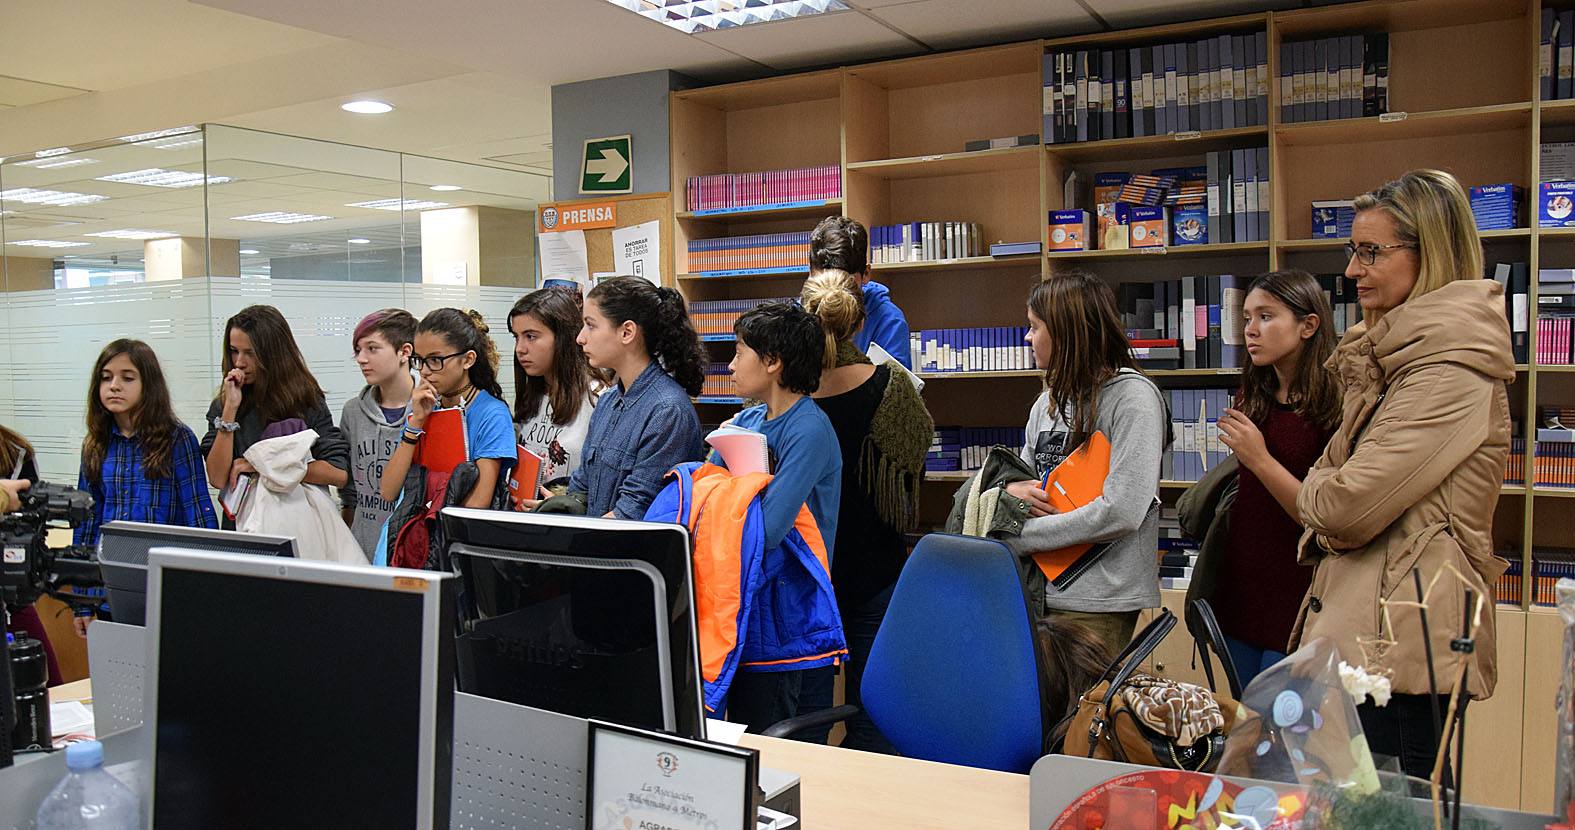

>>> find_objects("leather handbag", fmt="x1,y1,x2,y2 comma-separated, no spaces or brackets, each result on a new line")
1062,609,1241,772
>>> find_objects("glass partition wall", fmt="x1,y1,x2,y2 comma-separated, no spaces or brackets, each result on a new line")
0,124,548,483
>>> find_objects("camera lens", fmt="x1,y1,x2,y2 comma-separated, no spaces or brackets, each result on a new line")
8,634,51,752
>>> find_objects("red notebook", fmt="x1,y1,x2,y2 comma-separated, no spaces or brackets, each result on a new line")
414,408,469,475
1030,430,1113,589
508,445,545,510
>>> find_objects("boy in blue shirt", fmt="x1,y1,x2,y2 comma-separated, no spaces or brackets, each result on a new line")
713,301,843,732
810,216,911,369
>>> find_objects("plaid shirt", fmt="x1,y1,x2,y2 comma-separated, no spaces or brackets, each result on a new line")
75,423,219,546
569,361,702,519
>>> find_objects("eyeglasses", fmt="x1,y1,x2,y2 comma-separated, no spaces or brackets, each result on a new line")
412,351,468,371
1344,241,1417,266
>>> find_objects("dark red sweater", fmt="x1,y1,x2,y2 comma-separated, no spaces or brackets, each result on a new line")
1213,404,1334,653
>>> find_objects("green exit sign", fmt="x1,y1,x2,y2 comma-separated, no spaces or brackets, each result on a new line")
580,135,632,194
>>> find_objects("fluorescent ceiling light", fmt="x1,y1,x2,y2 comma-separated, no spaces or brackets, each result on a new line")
12,157,99,170
95,168,232,188
34,147,72,158
142,136,204,151
230,211,333,224
239,249,260,255
429,184,463,192
346,198,449,211
117,127,198,143
8,239,90,248
342,100,394,114
347,237,371,244
0,188,110,207
84,229,178,240
603,0,849,33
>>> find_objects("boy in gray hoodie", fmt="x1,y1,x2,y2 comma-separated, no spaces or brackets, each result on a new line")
339,310,418,562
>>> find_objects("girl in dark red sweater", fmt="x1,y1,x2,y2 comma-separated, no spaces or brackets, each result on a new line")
1216,270,1341,685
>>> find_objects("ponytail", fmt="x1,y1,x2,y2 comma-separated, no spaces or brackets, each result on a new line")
587,277,707,396
417,308,503,399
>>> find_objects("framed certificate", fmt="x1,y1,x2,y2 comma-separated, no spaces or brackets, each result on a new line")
586,720,759,830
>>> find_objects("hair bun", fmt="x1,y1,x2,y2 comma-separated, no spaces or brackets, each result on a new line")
800,270,865,343
465,309,490,335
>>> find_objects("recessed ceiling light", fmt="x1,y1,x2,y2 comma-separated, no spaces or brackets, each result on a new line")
12,157,99,170
429,184,463,192
347,237,371,244
346,198,450,211
239,249,260,255
95,168,232,188
117,127,198,144
230,211,334,224
143,136,204,151
602,0,849,33
0,188,109,207
342,100,394,114
7,239,90,248
85,229,179,240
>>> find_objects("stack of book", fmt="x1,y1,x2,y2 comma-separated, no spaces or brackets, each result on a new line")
1278,33,1389,122
1487,262,1530,364
1158,507,1200,590
1207,148,1269,244
1508,435,1527,486
1165,388,1233,483
687,231,811,274
871,221,985,263
1470,184,1525,231
1115,276,1247,370
1536,406,1575,488
910,327,1035,374
1544,9,1575,101
1495,553,1523,605
688,297,794,337
926,426,1022,473
1043,32,1269,144
1539,268,1575,364
1533,548,1575,605
685,165,841,212
700,363,736,398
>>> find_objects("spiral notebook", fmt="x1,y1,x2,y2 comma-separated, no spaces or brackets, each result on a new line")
705,424,770,476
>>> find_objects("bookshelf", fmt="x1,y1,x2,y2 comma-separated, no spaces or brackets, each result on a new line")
666,0,1575,810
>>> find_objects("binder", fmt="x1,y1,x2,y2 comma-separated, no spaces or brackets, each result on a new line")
1153,45,1169,135
1129,47,1147,137
1345,35,1363,118
1187,41,1202,129
1206,274,1223,368
1255,31,1269,125
1204,37,1220,131
1141,46,1156,136
1254,147,1270,242
1176,42,1191,133
1220,274,1243,368
1180,278,1198,369
1563,12,1575,100
1206,150,1223,245
1219,34,1236,129
1240,33,1256,126
1231,148,1248,243
1164,43,1179,134
1233,34,1248,127
1362,35,1378,117
1062,52,1077,143
1547,8,1560,101
1030,431,1114,589
1114,52,1130,139
1042,53,1057,144
1100,50,1116,140
1511,262,1531,364
1075,50,1090,142
1089,49,1104,141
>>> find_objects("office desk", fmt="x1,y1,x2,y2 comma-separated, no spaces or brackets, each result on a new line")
49,678,92,704
737,734,1029,829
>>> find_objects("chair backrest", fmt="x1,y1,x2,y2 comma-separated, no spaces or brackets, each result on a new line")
860,532,1044,773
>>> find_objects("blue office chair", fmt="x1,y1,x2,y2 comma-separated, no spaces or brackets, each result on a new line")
858,532,1046,773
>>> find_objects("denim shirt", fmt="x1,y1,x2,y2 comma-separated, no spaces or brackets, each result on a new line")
569,361,703,519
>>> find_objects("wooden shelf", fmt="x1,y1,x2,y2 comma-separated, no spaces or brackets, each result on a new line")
1534,365,1575,372
1160,480,1196,489
871,255,1041,273
677,199,842,222
1537,227,1575,239
915,369,1039,380
1273,0,1523,38
1532,487,1575,499
1048,241,1269,260
1046,126,1267,164
845,146,1038,180
1276,103,1532,147
672,69,840,110
924,471,974,482
1150,368,1242,378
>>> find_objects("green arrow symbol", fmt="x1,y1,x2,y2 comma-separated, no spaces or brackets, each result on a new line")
586,147,629,184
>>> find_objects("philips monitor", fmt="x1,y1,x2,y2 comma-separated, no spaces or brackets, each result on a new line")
144,548,454,830
440,507,706,740
97,521,294,626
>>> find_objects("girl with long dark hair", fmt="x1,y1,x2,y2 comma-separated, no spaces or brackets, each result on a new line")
509,288,600,508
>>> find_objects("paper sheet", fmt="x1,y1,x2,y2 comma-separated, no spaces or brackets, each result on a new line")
539,230,590,290
704,718,748,746
50,700,94,738
612,220,661,285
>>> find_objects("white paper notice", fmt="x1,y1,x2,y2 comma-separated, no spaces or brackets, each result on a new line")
539,230,591,290
612,220,661,285
591,728,750,830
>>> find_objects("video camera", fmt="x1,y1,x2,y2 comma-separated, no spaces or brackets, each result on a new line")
1,481,100,610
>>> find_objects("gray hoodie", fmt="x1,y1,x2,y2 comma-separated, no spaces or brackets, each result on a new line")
339,385,410,559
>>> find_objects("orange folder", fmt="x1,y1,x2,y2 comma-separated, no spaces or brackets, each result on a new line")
414,408,469,475
508,445,545,510
1030,430,1113,589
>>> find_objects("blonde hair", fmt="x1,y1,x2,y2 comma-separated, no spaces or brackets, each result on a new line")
1352,169,1482,304
800,270,866,369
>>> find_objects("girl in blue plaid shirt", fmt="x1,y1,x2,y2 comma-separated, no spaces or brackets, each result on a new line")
75,339,219,547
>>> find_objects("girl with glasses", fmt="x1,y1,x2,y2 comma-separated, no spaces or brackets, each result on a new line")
379,309,516,513
201,305,350,529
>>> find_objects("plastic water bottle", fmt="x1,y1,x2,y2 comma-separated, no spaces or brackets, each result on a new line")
34,740,141,829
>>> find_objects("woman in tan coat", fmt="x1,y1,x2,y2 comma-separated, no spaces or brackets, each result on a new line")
1290,169,1514,782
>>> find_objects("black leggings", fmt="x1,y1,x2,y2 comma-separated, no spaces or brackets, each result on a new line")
1357,693,1466,791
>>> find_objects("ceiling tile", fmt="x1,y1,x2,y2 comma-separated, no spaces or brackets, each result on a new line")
692,11,920,70
867,0,1098,50
1086,0,1294,29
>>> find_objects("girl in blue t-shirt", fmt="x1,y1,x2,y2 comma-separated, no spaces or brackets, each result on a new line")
380,308,515,510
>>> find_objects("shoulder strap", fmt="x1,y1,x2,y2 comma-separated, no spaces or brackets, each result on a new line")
1095,608,1176,710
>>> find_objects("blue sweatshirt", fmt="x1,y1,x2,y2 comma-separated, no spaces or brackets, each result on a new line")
853,280,912,368
714,396,842,560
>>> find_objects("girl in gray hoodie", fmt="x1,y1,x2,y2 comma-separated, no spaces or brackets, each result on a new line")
338,309,417,562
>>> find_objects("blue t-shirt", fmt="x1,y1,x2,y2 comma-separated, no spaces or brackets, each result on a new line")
464,389,517,477
714,396,842,560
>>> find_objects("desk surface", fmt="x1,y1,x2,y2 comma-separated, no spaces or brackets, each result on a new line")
738,734,1028,830
49,678,1028,829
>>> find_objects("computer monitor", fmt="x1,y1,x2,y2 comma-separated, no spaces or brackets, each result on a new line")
144,547,454,830
440,507,706,740
97,521,295,626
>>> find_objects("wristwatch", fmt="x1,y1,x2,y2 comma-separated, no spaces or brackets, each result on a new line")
212,416,241,433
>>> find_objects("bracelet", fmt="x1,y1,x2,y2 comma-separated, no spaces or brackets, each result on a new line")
402,433,421,445
403,425,425,438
